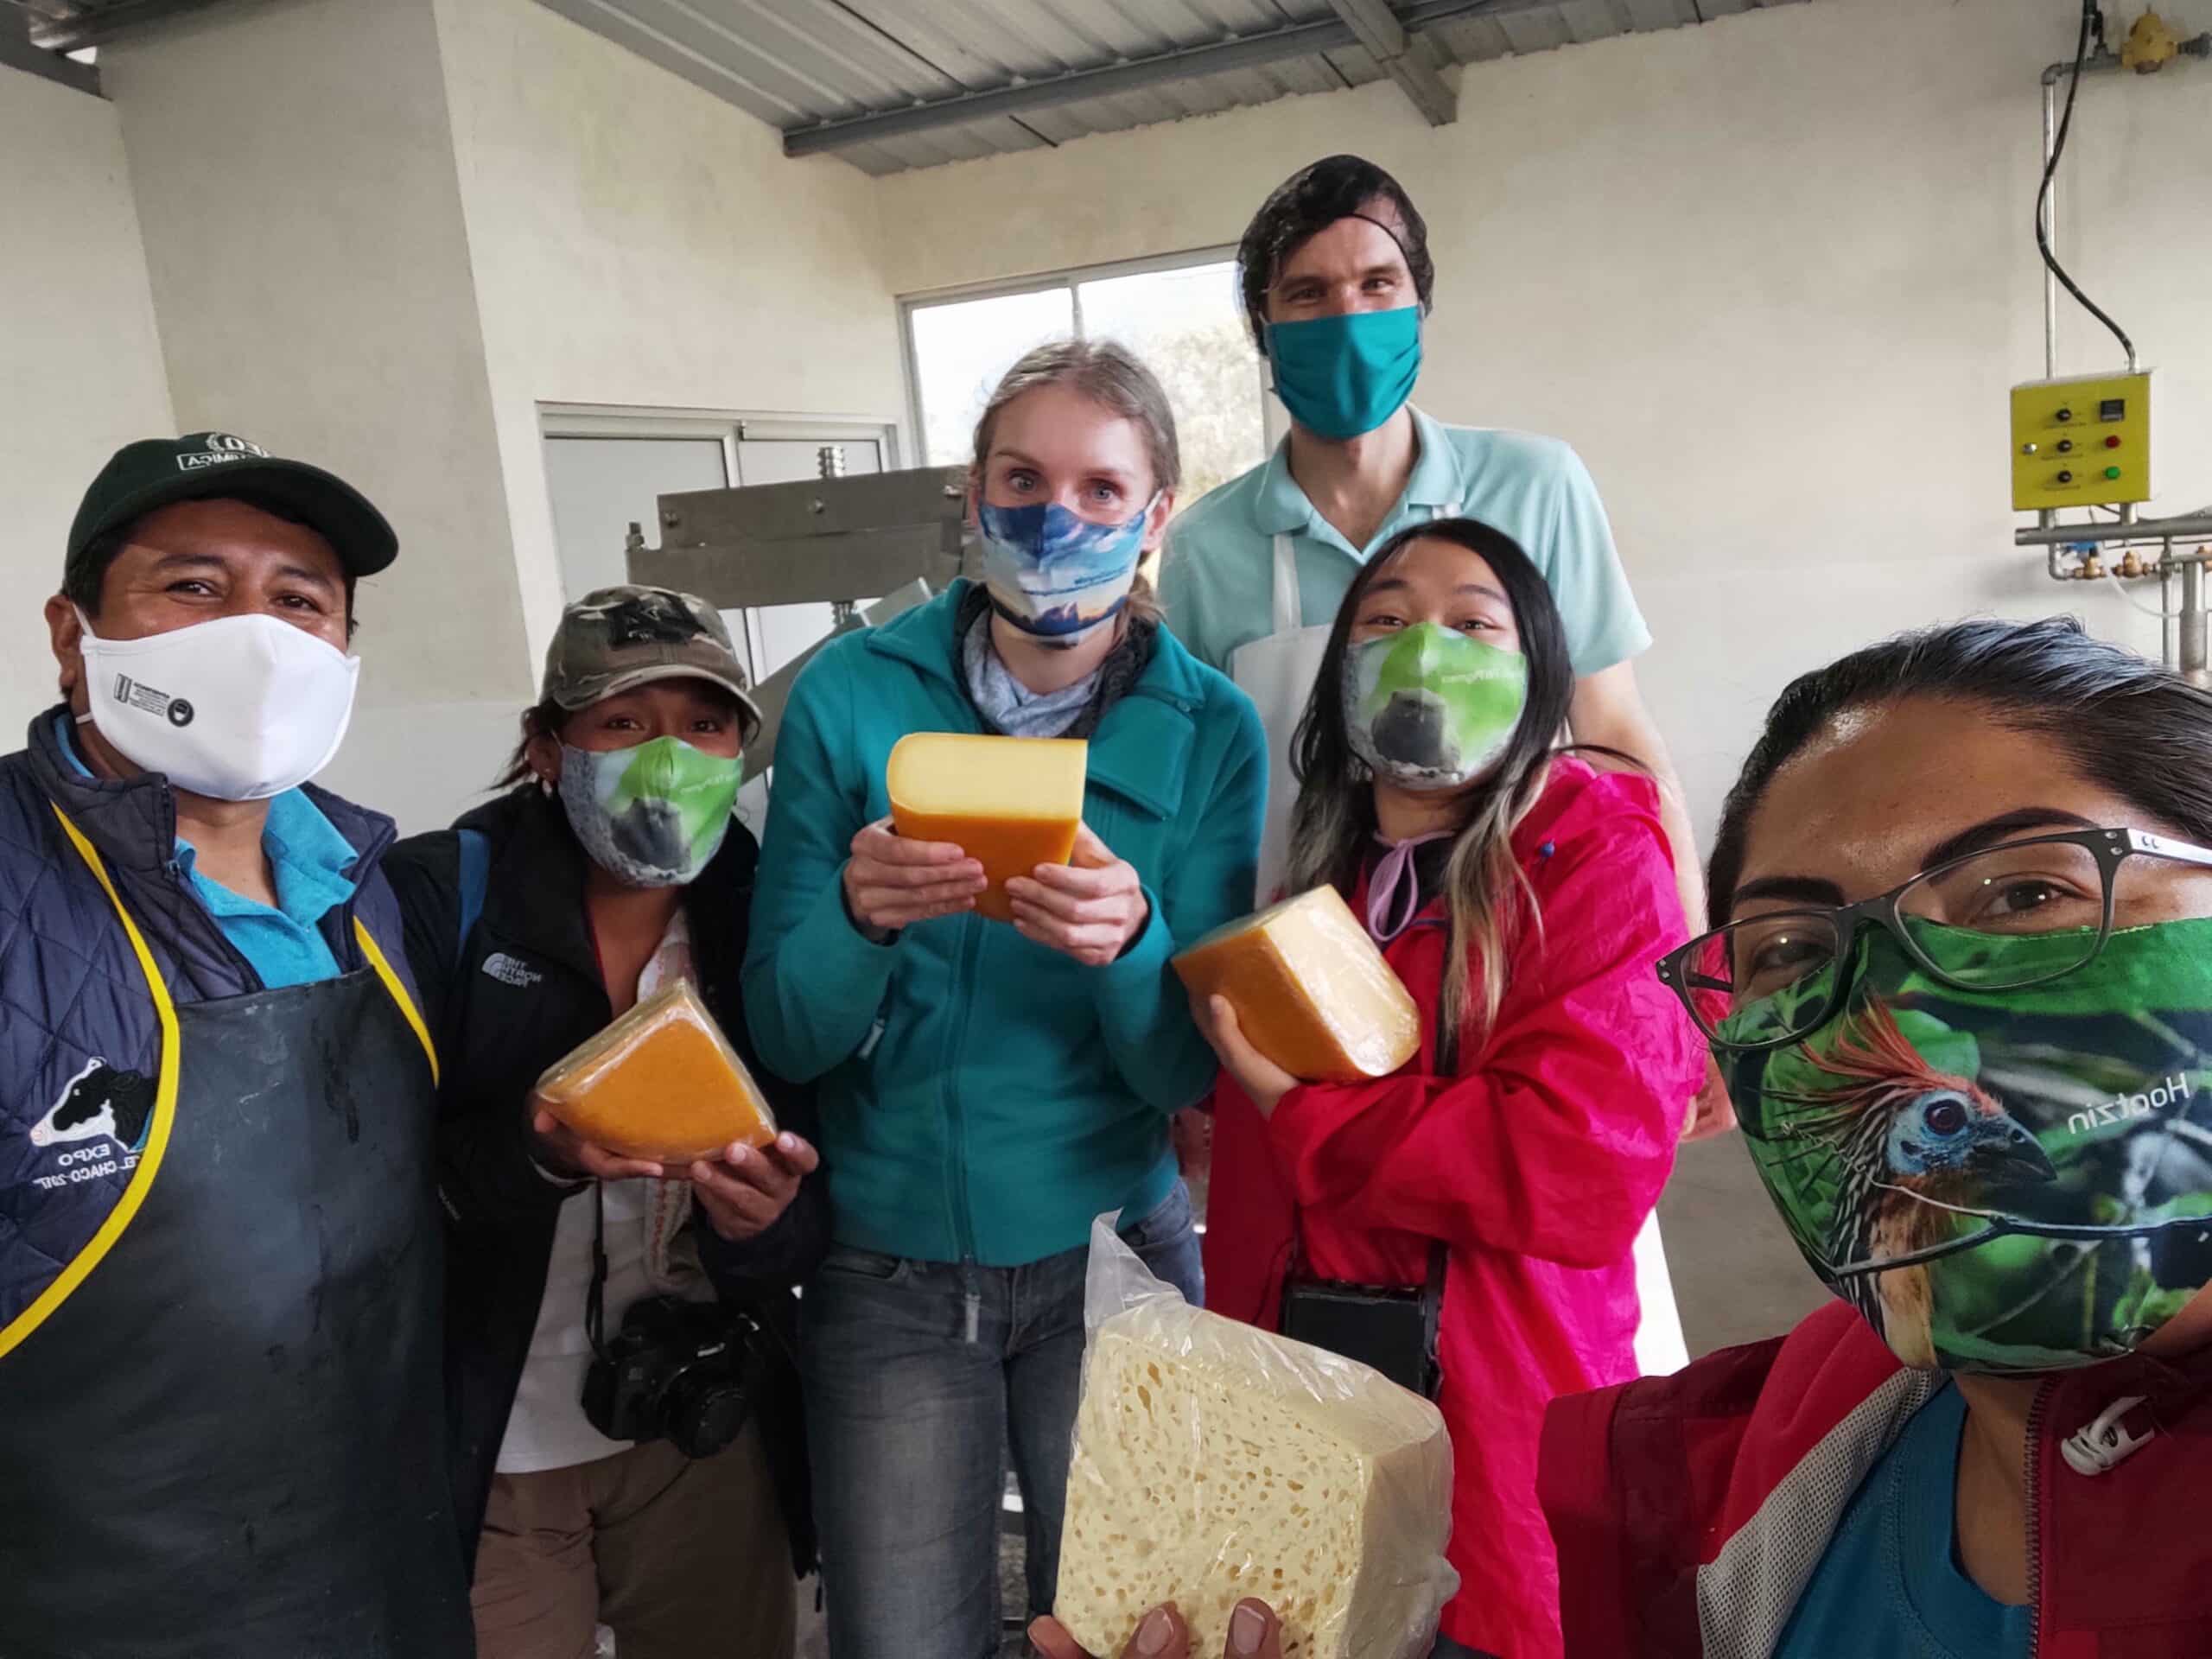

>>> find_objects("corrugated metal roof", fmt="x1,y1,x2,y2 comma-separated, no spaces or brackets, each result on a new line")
533,0,1809,175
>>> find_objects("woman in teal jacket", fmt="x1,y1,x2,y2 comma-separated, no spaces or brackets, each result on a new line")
744,340,1265,1659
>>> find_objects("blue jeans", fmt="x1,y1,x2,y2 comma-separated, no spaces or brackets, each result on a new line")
801,1184,1203,1659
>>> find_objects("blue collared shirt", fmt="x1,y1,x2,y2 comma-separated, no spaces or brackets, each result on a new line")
55,717,356,989
1159,407,1651,679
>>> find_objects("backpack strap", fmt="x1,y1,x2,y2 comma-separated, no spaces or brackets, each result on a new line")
454,827,490,969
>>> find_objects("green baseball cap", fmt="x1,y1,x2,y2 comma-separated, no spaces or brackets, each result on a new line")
66,431,398,594
543,586,763,737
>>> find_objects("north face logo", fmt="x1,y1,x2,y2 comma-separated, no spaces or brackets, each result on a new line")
481,953,542,989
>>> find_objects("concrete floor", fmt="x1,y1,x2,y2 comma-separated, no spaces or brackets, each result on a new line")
1658,1134,1830,1358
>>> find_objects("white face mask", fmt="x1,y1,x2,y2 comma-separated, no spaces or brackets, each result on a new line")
74,610,360,802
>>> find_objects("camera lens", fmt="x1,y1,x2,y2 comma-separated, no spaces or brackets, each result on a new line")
665,1364,753,1459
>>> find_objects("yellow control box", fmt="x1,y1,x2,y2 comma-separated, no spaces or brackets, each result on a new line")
2012,371,2152,512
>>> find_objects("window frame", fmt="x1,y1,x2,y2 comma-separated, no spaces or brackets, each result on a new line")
540,404,903,486
535,403,904,675
896,245,1279,474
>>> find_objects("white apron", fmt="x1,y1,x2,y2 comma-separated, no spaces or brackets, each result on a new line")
1225,519,1689,1377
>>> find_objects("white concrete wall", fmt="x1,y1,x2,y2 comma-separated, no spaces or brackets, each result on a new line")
433,0,908,672
874,0,2212,843
102,0,528,833
0,67,175,728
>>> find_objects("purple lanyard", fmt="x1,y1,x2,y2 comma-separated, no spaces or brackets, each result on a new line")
1365,830,1453,943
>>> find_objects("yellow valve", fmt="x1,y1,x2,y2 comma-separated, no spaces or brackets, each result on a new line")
2122,9,2181,72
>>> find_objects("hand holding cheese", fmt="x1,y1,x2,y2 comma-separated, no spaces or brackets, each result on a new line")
690,1130,820,1243
1173,888,1421,1087
886,732,1087,923
1006,821,1150,967
1056,1220,1457,1659
842,816,988,934
1030,1598,1285,1659
1191,995,1299,1119
532,979,778,1164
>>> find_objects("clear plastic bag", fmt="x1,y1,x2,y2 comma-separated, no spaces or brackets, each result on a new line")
533,978,776,1162
1056,1217,1458,1659
1172,887,1421,1081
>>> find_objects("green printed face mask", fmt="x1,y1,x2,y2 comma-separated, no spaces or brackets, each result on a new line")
1342,623,1528,791
557,736,741,888
1719,919,2212,1374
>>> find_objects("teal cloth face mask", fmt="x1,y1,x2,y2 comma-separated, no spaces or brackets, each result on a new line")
1719,918,2212,1374
1266,307,1422,442
557,737,741,888
1342,623,1528,791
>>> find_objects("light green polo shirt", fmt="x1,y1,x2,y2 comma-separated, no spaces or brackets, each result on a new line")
1159,407,1650,679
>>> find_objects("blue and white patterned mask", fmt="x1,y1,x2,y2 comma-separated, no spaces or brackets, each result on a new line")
976,496,1158,643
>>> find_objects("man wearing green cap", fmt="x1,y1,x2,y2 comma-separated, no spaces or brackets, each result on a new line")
0,431,478,1656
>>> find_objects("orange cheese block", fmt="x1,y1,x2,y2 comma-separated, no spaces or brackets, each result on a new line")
887,732,1088,923
534,978,777,1163
1173,887,1421,1083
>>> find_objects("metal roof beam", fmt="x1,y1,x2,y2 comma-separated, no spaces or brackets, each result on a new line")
1,9,99,93
27,0,237,51
781,0,1522,159
1325,0,1457,125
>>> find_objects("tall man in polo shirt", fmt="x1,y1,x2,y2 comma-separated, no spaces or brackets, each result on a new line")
1163,154,1730,1146
0,433,476,1656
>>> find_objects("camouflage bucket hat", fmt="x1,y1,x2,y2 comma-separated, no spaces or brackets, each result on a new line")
543,586,762,737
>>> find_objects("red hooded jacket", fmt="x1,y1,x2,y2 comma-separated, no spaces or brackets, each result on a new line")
1203,760,1701,1657
1540,1299,2212,1656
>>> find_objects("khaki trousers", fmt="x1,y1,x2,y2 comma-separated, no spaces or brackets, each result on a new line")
472,1425,797,1659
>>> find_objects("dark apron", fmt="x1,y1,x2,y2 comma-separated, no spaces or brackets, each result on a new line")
0,811,473,1659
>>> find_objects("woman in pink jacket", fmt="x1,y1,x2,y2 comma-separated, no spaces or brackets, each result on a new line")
1195,518,1702,1658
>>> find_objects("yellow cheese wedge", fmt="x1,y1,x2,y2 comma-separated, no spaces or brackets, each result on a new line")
1173,887,1421,1082
534,979,777,1163
887,732,1088,923
1057,1302,1454,1659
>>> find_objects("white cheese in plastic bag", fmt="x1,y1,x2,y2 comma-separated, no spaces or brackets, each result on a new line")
1055,1217,1457,1659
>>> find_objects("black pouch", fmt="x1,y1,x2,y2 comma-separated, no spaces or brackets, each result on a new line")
1278,1243,1446,1399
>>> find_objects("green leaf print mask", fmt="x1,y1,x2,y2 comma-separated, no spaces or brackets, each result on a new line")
1719,919,2212,1374
557,736,741,888
1342,623,1529,791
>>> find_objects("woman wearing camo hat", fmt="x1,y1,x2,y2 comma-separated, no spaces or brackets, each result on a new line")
386,584,822,1659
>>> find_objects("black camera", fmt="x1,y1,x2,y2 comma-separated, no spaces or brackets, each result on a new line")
582,1295,760,1459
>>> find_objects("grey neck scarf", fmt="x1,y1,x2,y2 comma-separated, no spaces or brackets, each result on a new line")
961,607,1103,738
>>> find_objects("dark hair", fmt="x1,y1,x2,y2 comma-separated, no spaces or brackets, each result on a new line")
1286,517,1576,1040
1236,154,1435,352
1707,616,2212,920
494,696,569,791
67,498,360,639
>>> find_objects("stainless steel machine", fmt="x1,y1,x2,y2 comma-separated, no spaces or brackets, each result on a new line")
624,450,976,775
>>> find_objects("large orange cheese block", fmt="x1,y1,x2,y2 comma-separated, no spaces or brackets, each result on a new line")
1173,887,1421,1083
534,979,777,1163
887,732,1088,923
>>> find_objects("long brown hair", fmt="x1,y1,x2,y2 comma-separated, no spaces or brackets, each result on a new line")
1285,519,1579,1051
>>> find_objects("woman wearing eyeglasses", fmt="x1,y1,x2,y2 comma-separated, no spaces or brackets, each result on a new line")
1541,617,2212,1657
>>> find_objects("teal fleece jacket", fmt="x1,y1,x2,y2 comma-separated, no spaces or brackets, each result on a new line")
742,582,1266,1268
